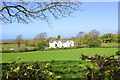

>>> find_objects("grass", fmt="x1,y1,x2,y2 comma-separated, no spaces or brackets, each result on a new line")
2,48,118,63
2,48,119,78
0,44,18,48
1,44,35,49
101,43,118,47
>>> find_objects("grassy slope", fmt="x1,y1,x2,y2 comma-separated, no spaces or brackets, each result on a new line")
2,48,118,63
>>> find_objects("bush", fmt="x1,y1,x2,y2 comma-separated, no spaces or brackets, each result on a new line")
2,50,12,53
48,46,84,50
80,53,120,80
87,40,101,48
32,47,37,51
2,48,14,53
19,48,28,52
2,61,59,79
24,48,29,52
74,45,84,48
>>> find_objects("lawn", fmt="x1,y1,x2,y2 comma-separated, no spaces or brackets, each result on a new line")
2,48,118,63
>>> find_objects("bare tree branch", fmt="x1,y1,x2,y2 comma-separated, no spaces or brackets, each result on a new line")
0,1,82,24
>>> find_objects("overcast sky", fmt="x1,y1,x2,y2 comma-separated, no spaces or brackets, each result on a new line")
2,2,118,40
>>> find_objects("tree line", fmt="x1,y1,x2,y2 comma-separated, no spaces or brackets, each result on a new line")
75,29,119,47
14,29,119,49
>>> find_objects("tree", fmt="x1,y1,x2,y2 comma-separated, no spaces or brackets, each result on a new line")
24,40,29,47
88,29,100,40
58,35,61,40
82,34,89,45
116,34,120,43
76,32,84,46
35,32,47,39
0,1,81,24
55,35,61,40
35,32,48,50
15,34,23,47
77,32,84,38
101,33,115,43
33,38,39,47
82,30,101,47
37,39,48,50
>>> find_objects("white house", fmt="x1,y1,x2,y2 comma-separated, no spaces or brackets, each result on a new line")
49,40,74,48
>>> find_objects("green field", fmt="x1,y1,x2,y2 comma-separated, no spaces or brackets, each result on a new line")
2,48,119,78
2,48,118,63
0,44,34,49
101,43,119,47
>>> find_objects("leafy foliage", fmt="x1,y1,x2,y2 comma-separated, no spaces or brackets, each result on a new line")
116,34,120,43
101,33,116,43
24,40,30,47
34,32,48,50
2,60,61,79
55,35,61,40
82,29,101,47
87,40,101,48
2,60,86,79
80,51,120,79
76,32,85,46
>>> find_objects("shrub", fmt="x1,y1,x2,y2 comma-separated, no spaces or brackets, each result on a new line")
2,61,60,79
24,48,29,52
75,45,84,48
32,47,37,51
19,48,29,52
80,52,120,80
87,40,101,48
2,48,14,53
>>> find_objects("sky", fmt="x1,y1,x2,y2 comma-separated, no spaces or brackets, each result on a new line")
1,2,118,40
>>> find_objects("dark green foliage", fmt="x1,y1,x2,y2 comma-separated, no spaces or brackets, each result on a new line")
87,40,101,48
101,33,116,43
82,30,101,47
55,35,61,40
48,46,84,50
116,51,120,56
116,34,120,43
